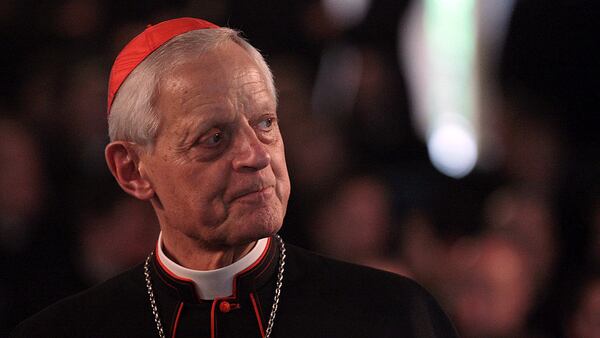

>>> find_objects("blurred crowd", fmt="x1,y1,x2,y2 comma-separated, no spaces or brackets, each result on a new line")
1,0,599,337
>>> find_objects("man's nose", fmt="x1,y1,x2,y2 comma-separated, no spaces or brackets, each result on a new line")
231,127,271,172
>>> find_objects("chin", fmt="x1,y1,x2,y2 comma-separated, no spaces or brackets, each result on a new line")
226,201,285,235
227,208,283,245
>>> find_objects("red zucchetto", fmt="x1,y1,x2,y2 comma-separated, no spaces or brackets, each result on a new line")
107,17,219,114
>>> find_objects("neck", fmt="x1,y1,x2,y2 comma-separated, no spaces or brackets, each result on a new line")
160,229,255,271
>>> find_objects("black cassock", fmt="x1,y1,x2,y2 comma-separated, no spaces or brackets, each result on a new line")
11,237,458,337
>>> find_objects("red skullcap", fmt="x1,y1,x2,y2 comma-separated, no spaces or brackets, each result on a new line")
107,17,219,114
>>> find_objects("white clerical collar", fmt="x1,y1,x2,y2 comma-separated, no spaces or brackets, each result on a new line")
156,232,269,300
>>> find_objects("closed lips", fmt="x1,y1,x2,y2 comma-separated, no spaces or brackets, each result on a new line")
230,185,274,202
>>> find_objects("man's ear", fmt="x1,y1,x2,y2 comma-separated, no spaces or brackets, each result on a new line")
105,141,155,200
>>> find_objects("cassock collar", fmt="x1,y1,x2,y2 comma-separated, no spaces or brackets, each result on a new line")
152,235,279,304
156,233,268,300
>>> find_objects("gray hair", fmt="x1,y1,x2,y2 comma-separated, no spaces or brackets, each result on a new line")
108,28,276,148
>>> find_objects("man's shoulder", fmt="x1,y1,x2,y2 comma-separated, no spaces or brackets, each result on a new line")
10,263,148,337
285,243,422,292
284,243,442,305
282,244,458,336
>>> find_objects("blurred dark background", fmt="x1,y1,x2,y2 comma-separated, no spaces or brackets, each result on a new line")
1,0,599,337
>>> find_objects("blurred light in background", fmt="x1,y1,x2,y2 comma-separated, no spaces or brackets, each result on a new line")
427,116,477,178
400,0,515,178
321,0,372,30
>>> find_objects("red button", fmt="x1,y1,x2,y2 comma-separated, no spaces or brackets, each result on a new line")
219,301,232,313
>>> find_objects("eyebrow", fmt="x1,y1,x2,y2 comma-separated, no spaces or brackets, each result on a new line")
173,106,235,143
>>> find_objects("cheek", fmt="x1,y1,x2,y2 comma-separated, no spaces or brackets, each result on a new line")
270,141,288,174
186,168,229,207
270,146,291,201
168,169,231,229
150,161,227,208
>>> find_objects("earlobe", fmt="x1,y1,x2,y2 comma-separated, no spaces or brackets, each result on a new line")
105,142,155,200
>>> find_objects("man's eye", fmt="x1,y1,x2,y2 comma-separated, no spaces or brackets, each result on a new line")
197,130,224,147
205,132,223,146
257,118,275,131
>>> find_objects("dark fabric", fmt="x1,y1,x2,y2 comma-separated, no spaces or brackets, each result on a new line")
11,238,458,337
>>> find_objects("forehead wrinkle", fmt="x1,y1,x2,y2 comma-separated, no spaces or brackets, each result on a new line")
236,92,272,117
233,69,266,93
232,67,262,81
178,79,236,120
181,95,225,114
231,69,274,113
239,80,269,96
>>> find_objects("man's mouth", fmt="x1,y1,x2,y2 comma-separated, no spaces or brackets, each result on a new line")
231,185,275,203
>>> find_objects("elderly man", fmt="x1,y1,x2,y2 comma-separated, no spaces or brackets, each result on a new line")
11,18,456,337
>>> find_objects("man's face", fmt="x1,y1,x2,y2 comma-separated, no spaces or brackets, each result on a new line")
139,41,290,248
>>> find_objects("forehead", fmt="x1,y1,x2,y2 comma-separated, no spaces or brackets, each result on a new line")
157,41,272,111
